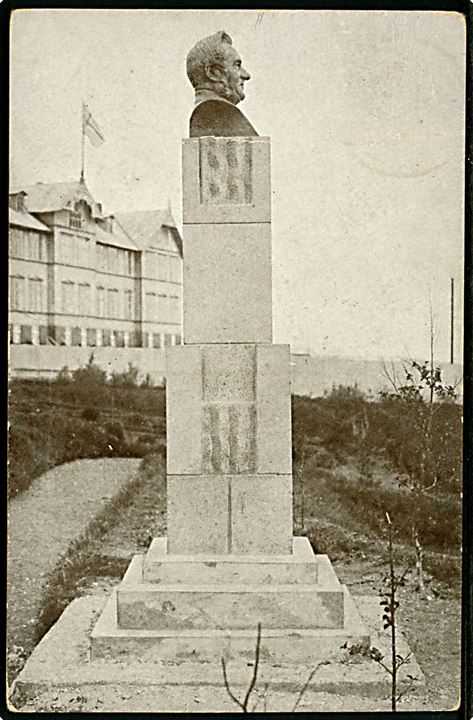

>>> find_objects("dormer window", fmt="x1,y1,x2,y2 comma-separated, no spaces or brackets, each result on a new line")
9,192,26,212
69,210,82,229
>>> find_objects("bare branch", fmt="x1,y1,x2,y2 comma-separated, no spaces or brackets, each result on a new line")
375,658,394,677
396,676,416,703
221,657,245,711
380,360,400,394
243,623,261,712
221,624,263,712
242,623,262,711
291,664,321,712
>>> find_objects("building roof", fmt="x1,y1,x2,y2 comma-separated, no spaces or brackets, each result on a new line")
14,181,98,214
115,210,182,255
9,207,51,232
94,221,140,252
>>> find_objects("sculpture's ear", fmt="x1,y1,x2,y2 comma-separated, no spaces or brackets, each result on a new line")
204,62,224,83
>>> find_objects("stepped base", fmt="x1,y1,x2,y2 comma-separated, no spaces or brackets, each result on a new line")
92,583,368,663
10,595,426,713
89,535,369,661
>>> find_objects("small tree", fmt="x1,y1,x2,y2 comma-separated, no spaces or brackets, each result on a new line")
344,513,418,711
379,358,457,592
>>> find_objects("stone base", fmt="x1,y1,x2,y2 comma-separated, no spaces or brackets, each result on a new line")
10,595,426,713
91,583,368,664
8,537,426,712
85,536,372,666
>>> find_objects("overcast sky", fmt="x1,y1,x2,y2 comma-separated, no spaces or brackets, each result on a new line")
10,9,465,361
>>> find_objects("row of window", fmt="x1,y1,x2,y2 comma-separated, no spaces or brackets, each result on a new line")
10,229,182,284
146,249,181,283
10,275,46,312
10,276,181,323
10,229,49,262
9,324,181,349
96,242,136,276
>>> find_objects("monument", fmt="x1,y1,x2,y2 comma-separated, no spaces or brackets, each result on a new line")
89,29,370,665
13,32,424,711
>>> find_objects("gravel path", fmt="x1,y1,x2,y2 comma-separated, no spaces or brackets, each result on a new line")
7,458,140,655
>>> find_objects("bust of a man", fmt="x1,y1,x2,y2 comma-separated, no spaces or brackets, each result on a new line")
186,31,258,138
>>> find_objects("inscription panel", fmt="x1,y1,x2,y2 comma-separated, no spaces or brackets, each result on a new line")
182,137,271,224
200,138,252,205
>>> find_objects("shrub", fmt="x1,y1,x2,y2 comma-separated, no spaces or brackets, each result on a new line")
81,407,100,422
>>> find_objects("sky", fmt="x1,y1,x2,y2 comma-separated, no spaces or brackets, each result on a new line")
10,9,465,361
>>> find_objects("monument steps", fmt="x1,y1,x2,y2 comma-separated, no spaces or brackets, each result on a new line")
92,581,369,664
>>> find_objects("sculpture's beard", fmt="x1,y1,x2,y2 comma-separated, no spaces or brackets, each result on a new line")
213,77,243,105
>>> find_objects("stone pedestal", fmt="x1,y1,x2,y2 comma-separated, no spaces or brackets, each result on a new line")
88,136,371,665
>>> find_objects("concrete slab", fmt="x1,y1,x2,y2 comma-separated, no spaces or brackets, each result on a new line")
10,594,426,713
182,137,271,225
183,223,272,344
143,536,320,585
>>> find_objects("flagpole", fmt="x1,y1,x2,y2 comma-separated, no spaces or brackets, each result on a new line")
80,102,85,183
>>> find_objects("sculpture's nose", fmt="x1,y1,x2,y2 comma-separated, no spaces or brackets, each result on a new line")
241,67,250,81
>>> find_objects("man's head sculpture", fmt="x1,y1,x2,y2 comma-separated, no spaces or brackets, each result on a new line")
186,31,251,106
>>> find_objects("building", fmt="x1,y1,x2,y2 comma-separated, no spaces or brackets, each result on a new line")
9,181,183,352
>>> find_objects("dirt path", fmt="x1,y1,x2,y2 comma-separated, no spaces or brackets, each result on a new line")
7,458,140,660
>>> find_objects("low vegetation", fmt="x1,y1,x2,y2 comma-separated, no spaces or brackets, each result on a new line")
292,376,462,588
8,355,165,497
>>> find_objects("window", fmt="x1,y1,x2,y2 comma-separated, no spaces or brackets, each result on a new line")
39,326,48,345
107,288,119,317
69,211,82,229
60,234,76,264
20,325,33,344
114,330,125,348
97,244,106,272
87,328,97,347
108,247,118,273
76,239,89,267
61,281,76,313
146,251,157,279
126,250,135,276
168,295,180,323
71,327,82,346
10,276,25,310
116,249,124,275
169,255,181,283
96,286,105,316
10,229,46,261
29,278,44,312
124,289,134,320
157,253,169,281
78,283,91,315
146,292,157,320
10,193,25,212
157,294,168,321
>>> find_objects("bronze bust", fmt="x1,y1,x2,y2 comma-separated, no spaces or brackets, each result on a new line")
186,31,258,138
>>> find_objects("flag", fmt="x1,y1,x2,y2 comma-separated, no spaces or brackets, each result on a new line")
82,102,105,147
